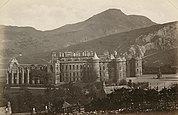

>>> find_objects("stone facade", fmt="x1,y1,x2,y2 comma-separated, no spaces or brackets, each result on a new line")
6,57,48,85
50,51,143,85
6,51,143,85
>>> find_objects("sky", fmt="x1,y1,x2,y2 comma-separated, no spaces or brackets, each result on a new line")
0,0,178,30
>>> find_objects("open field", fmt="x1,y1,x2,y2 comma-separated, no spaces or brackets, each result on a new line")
126,74,178,90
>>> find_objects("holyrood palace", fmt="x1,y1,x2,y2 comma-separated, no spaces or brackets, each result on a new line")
6,51,142,85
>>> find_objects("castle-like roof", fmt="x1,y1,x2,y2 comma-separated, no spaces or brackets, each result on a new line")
117,56,123,61
92,52,99,60
110,54,115,60
122,57,126,61
62,101,72,108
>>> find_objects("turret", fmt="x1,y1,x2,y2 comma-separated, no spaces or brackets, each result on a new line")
122,57,127,78
51,52,58,64
54,59,61,84
126,56,142,77
110,54,115,60
92,52,100,82
114,56,123,84
136,56,142,76
51,51,58,73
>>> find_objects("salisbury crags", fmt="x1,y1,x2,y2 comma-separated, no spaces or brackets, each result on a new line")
62,21,178,66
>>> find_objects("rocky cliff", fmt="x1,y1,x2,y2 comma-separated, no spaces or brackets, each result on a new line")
62,21,178,67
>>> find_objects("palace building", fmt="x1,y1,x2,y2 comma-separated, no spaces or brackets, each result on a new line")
6,51,142,86
50,51,142,85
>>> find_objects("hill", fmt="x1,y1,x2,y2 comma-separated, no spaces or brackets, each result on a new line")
1,9,177,76
1,9,156,58
61,21,178,67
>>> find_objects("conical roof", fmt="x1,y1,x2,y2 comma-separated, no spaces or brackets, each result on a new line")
62,101,72,108
122,57,126,61
110,54,115,60
117,56,123,61
93,52,99,60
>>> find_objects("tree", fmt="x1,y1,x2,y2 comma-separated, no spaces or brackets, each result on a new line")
119,79,127,85
107,88,131,110
13,87,32,112
145,89,159,110
159,87,169,110
169,84,178,109
130,88,146,110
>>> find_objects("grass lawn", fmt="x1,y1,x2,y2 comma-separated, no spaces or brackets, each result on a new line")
126,74,178,90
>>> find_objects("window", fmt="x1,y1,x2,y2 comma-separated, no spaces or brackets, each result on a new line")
100,72,102,77
66,65,68,70
66,78,68,82
137,69,139,73
73,65,75,70
69,65,71,70
120,66,122,70
103,66,105,70
76,65,79,69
